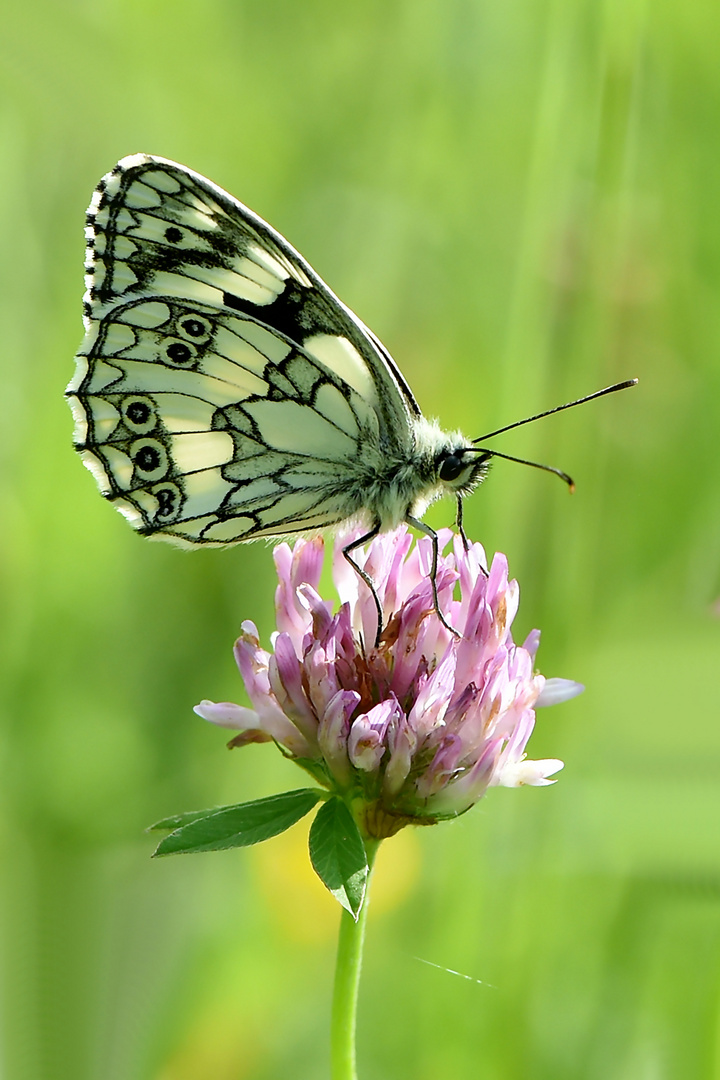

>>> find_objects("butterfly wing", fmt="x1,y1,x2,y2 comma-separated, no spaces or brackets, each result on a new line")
67,154,421,545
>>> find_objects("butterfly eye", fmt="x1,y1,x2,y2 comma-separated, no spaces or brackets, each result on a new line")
438,452,467,482
162,339,199,367
121,395,156,434
176,315,213,343
130,438,169,482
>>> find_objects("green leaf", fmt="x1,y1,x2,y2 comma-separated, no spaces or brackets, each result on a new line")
148,808,223,832
291,755,333,787
151,788,323,857
309,798,368,918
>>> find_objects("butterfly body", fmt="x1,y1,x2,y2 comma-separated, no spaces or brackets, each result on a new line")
67,155,488,549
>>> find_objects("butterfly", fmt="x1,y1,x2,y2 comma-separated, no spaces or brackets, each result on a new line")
67,155,635,637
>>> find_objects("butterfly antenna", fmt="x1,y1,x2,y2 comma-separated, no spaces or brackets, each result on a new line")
473,379,638,443
469,447,575,491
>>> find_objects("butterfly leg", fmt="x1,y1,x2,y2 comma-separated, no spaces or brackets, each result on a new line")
405,515,460,638
342,522,384,647
455,495,488,578
455,494,470,551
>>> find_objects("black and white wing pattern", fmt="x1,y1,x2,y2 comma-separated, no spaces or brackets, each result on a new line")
67,154,436,546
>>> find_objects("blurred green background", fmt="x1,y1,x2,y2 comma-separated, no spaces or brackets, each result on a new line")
1,1,719,1077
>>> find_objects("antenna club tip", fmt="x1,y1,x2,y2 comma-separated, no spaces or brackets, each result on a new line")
568,482,576,494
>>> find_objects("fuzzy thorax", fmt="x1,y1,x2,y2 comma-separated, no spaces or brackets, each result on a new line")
359,416,488,530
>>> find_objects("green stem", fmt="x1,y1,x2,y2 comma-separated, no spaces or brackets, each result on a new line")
330,839,380,1080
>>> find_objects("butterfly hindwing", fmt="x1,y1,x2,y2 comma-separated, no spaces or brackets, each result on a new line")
68,155,421,544
71,292,395,543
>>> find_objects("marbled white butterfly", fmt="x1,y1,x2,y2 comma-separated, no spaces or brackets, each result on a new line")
67,155,635,634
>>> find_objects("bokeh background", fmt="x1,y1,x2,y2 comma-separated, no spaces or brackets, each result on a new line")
2,1,719,1077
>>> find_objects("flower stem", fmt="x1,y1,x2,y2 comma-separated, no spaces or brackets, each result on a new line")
330,839,380,1080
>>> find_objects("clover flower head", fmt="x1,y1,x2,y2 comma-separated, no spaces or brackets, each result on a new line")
195,527,582,838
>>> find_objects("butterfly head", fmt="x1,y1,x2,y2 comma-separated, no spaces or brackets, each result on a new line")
436,446,491,494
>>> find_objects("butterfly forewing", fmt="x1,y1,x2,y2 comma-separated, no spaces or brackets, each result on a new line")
69,155,422,545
